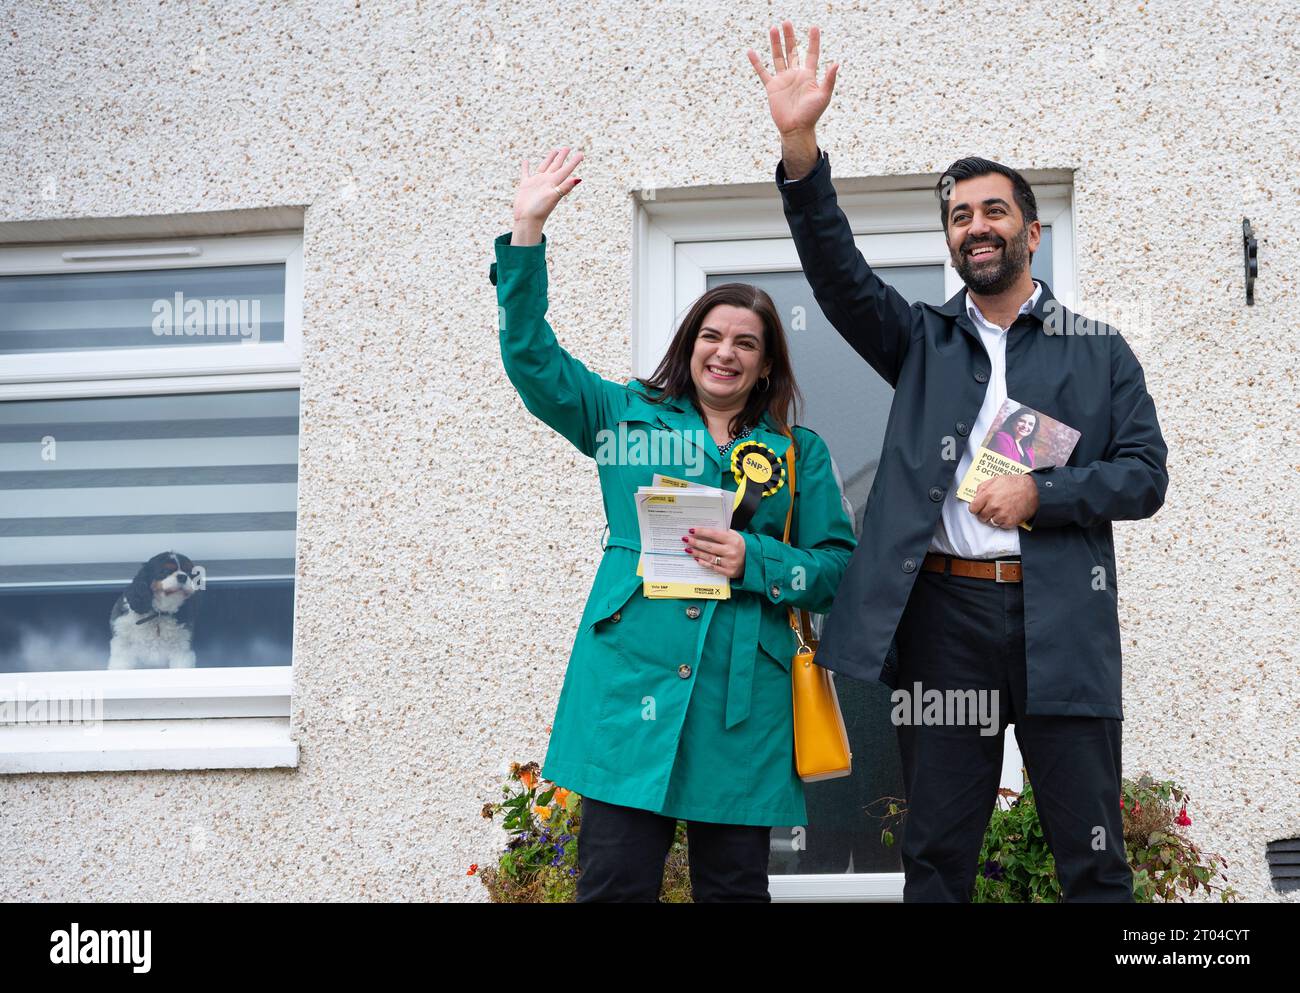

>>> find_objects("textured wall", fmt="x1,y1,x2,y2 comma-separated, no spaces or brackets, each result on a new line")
1,0,1296,902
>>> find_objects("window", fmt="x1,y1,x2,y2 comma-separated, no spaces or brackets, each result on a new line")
0,233,302,381
0,228,302,773
635,171,1074,900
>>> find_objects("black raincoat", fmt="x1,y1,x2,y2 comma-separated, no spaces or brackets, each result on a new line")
777,150,1168,719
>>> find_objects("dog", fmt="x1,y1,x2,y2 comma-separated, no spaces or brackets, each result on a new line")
107,551,203,669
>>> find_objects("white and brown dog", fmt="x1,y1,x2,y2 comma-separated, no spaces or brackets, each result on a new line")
107,551,203,669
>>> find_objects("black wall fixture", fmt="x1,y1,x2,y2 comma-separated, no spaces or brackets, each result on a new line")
1243,218,1258,305
1267,837,1300,892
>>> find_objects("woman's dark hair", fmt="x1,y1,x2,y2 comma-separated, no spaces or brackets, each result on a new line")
998,405,1041,450
935,156,1038,233
635,282,803,444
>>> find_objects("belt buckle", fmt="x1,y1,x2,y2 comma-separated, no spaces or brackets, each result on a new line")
994,559,1015,583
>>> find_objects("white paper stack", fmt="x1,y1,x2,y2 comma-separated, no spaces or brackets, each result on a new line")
633,474,735,599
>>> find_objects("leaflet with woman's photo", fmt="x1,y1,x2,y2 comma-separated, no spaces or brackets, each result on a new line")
635,485,733,599
956,398,1081,530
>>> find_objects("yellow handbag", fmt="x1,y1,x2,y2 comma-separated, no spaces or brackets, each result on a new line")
781,426,853,782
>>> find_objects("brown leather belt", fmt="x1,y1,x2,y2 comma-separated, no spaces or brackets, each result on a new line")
923,552,1022,583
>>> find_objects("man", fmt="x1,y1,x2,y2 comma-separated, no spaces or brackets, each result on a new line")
749,23,1168,902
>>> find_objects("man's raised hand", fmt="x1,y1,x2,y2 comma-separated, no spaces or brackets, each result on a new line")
747,22,838,140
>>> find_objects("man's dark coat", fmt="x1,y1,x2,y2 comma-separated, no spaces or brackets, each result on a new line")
777,150,1168,719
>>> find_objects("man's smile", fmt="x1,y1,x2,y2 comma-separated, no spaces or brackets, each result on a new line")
966,242,1002,262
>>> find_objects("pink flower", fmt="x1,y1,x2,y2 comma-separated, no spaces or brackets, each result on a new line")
1176,804,1192,827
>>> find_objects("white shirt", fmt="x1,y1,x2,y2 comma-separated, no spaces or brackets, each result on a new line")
928,280,1043,560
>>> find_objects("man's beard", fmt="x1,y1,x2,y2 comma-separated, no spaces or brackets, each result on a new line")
953,223,1030,295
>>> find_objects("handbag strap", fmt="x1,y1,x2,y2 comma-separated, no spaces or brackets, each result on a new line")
779,425,816,651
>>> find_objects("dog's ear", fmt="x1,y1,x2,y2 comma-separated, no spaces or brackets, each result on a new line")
126,562,155,614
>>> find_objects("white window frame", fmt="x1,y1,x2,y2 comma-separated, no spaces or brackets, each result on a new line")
634,177,1075,902
0,230,302,773
0,232,303,391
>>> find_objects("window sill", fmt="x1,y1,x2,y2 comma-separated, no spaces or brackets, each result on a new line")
0,716,298,773
0,665,291,720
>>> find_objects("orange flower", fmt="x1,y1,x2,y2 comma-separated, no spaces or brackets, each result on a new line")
517,761,540,790
554,787,571,807
466,863,478,876
534,804,552,821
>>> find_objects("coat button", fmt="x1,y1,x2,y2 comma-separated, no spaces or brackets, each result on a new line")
685,605,701,620
902,558,916,573
1045,481,1053,488
974,370,988,383
956,422,970,436
677,664,692,679
769,583,782,599
610,610,621,623
928,486,944,502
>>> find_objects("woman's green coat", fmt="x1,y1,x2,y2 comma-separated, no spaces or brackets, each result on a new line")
491,231,856,826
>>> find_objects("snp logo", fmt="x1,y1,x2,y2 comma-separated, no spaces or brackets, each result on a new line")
50,923,151,973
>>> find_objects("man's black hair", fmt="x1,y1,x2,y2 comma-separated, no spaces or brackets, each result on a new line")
936,157,1038,232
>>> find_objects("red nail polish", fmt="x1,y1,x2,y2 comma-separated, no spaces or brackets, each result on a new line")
689,528,695,534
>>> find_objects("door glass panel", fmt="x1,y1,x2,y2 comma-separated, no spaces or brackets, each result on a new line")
1034,227,1053,285
707,262,945,875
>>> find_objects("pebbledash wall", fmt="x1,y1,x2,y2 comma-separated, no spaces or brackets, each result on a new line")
1,1,1296,902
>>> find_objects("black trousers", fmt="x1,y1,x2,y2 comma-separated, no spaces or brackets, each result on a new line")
575,796,772,902
892,563,1134,903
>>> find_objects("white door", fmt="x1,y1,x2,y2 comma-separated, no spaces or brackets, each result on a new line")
645,225,1060,900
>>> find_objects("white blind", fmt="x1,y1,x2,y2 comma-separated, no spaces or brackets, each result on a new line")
0,389,298,590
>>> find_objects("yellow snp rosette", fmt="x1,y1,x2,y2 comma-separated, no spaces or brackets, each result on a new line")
728,440,785,531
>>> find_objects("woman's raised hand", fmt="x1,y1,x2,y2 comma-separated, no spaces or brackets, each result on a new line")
747,22,838,137
511,147,583,246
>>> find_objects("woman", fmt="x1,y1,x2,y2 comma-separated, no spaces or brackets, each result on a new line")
490,146,856,902
990,407,1039,468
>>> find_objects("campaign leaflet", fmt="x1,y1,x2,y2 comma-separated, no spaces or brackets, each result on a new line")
956,398,1081,531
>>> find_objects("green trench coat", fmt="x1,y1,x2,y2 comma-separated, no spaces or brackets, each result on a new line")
490,231,857,826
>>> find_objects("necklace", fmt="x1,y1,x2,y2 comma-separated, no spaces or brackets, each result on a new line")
717,424,754,456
